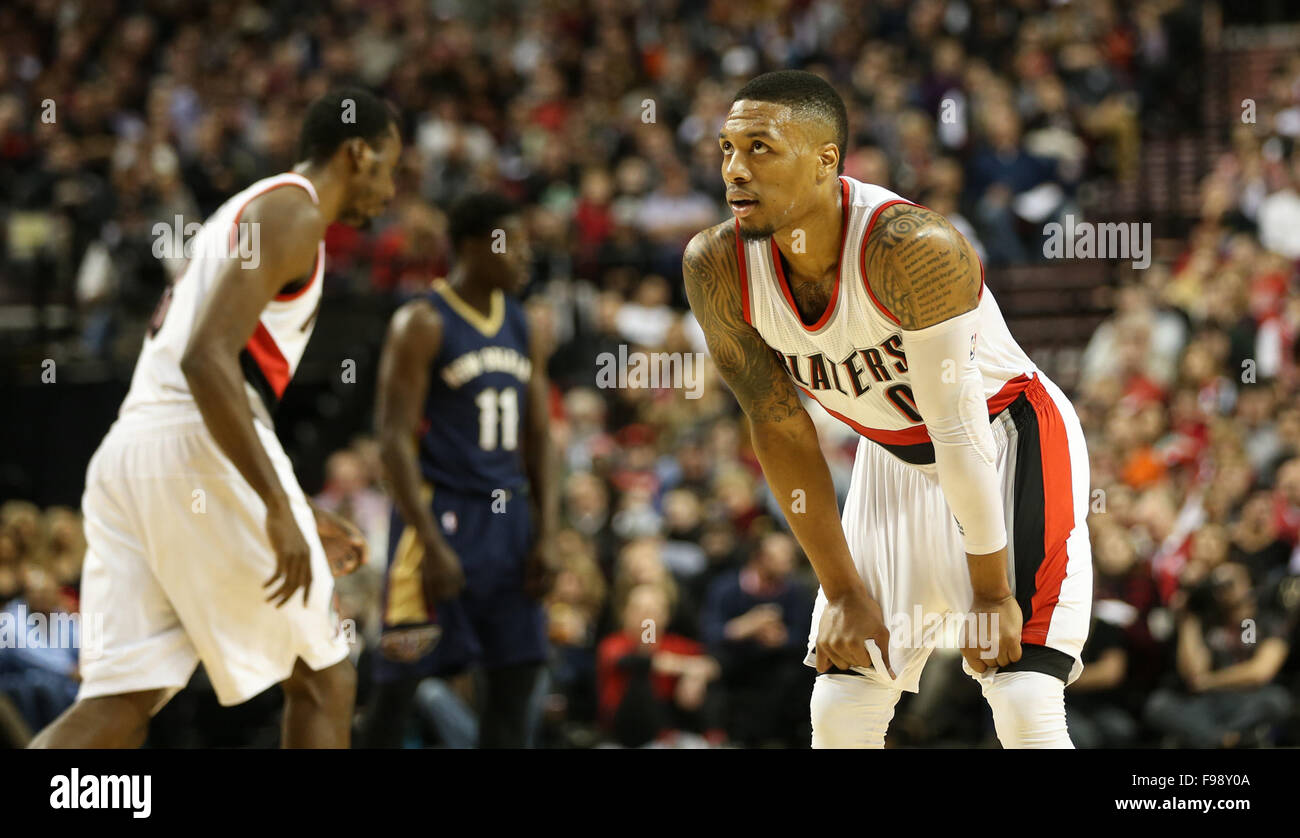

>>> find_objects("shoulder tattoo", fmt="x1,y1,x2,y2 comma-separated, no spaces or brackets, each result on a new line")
862,204,980,330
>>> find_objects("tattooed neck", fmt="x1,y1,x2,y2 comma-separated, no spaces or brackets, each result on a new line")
780,249,837,326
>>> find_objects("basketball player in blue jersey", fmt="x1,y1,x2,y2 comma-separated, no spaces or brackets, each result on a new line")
365,192,558,748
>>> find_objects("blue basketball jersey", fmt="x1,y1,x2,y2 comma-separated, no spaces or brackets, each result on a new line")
419,279,532,495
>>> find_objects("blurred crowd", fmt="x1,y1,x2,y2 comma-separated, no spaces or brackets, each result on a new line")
1062,111,1300,747
2,0,1203,359
3,0,1300,747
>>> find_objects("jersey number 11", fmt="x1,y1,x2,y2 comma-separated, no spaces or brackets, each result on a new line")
474,387,519,451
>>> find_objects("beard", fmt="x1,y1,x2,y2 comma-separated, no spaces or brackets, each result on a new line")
736,218,777,241
340,210,375,231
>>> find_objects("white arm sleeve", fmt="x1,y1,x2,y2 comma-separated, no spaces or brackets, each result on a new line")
901,308,1008,555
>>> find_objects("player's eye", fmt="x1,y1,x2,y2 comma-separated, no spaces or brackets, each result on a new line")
721,141,732,152
752,141,766,152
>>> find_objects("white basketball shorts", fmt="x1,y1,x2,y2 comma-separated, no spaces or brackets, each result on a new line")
77,411,350,710
804,373,1093,692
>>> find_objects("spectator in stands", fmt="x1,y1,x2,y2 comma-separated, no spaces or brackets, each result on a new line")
1258,149,1300,260
701,531,814,747
545,529,606,725
369,197,449,296
1145,562,1292,747
0,564,80,732
609,537,699,639
1273,457,1300,547
43,507,84,598
966,100,1066,265
1066,610,1138,749
636,164,720,279
596,583,721,747
313,449,390,564
1231,491,1293,585
0,531,22,607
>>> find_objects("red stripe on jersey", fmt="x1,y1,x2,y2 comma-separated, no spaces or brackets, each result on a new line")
798,373,1036,447
858,199,915,326
1020,377,1075,645
734,220,751,326
797,385,930,446
246,322,292,398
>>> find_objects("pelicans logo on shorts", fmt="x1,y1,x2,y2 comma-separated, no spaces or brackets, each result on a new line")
379,625,443,663
441,510,458,534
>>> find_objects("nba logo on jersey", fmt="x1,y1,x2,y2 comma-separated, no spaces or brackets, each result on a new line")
970,332,977,361
441,510,458,534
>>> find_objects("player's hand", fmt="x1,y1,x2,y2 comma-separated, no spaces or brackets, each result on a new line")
523,534,560,599
313,505,368,576
421,539,465,604
962,593,1023,673
264,498,313,608
815,585,892,676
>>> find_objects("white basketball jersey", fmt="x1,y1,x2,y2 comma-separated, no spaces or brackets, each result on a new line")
120,173,326,426
739,176,1038,467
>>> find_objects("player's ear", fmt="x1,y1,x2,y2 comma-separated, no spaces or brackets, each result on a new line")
818,143,840,181
344,137,375,171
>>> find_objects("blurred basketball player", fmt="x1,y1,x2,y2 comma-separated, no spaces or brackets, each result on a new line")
31,88,401,748
683,71,1093,748
365,193,557,748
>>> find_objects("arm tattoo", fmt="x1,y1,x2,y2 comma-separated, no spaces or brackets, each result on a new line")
862,204,981,330
683,223,804,424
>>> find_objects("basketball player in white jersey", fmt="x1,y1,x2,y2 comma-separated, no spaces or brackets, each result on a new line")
31,88,401,748
684,71,1092,748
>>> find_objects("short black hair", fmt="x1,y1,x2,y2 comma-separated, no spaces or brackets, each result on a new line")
299,87,398,163
447,192,518,248
733,70,849,174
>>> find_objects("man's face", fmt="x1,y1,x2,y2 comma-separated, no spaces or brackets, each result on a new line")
340,126,401,226
757,536,795,579
624,585,668,638
466,215,532,295
1211,564,1251,610
719,100,834,240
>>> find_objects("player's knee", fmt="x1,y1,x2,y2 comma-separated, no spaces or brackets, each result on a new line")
70,690,164,728
810,674,893,749
115,689,170,721
29,689,163,749
984,671,1072,749
283,658,356,710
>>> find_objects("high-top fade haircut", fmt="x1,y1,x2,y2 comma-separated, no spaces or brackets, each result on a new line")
299,86,399,164
733,70,849,175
